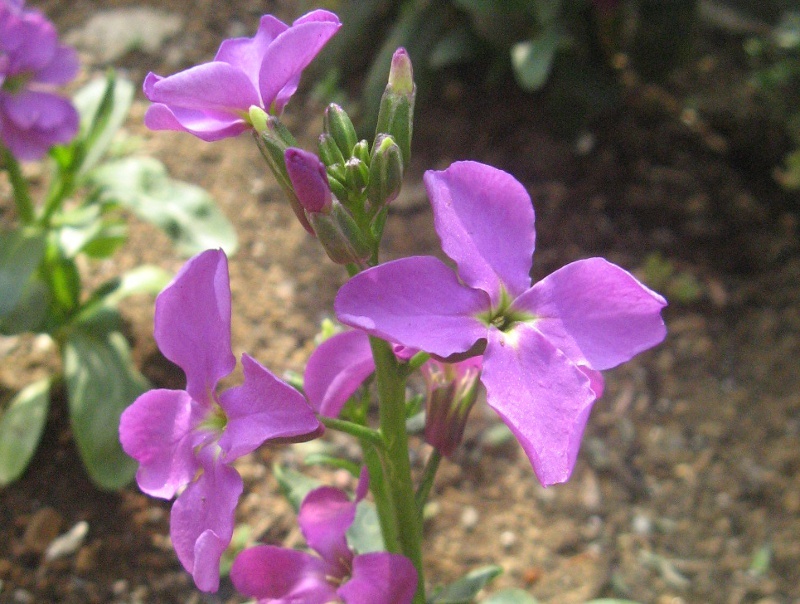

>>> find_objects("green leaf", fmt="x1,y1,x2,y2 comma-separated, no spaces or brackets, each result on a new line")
87,157,238,256
273,463,322,512
72,73,135,175
346,500,385,554
97,265,172,308
482,589,538,604
0,228,46,319
429,565,504,603
0,378,51,486
63,310,148,490
0,276,50,335
510,28,561,91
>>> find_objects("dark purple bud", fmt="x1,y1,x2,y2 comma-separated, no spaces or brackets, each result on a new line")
285,147,332,215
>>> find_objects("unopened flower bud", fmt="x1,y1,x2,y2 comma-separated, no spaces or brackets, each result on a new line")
367,134,403,212
345,157,369,192
375,48,415,166
352,140,370,164
324,103,358,159
308,200,372,266
423,358,481,457
285,147,332,215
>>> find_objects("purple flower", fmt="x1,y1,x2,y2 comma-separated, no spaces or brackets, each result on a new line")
231,469,417,603
335,161,667,486
143,10,340,141
0,0,79,160
119,249,322,592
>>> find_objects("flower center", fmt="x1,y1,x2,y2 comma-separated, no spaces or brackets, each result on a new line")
477,288,535,333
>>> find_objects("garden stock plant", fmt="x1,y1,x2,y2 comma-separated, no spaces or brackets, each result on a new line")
0,0,236,490
119,7,667,603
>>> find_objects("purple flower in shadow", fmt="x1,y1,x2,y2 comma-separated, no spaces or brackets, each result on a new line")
143,10,340,141
119,249,322,592
231,469,417,603
0,0,79,159
335,161,667,486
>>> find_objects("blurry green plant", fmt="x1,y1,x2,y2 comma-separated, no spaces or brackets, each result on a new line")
0,73,237,490
317,0,697,133
745,10,800,189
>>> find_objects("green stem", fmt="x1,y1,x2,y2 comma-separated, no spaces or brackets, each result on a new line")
1,146,35,224
320,415,384,449
415,448,442,516
370,336,425,604
361,439,401,554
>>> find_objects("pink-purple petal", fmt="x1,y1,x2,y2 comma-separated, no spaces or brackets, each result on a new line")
143,64,260,114
214,14,287,90
425,161,535,303
257,12,341,111
335,256,489,358
170,453,243,592
217,353,321,460
515,257,667,370
299,486,356,578
337,552,418,604
231,545,335,602
143,103,250,141
118,389,200,499
154,249,235,406
481,325,596,487
32,43,79,85
304,330,375,417
0,91,78,159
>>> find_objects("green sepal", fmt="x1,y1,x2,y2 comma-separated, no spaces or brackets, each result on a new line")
0,378,51,486
367,134,403,212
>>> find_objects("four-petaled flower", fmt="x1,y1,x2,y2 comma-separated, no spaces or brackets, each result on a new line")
143,10,340,141
119,249,322,592
0,0,79,160
231,469,417,603
335,161,667,486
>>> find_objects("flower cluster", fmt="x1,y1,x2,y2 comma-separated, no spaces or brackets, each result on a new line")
121,7,668,602
0,0,79,159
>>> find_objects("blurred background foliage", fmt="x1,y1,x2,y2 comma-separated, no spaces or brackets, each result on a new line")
310,0,800,192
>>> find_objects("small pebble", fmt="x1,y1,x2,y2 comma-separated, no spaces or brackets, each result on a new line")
632,512,652,536
45,521,89,561
460,506,479,531
499,530,516,549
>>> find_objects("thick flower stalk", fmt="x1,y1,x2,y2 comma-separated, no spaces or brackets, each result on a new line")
143,10,340,141
0,0,79,160
231,469,417,603
336,161,667,487
119,249,322,592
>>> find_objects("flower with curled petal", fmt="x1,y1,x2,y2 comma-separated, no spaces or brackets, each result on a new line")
143,10,340,141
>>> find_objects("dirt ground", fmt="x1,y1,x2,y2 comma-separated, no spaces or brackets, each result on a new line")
1,1,799,603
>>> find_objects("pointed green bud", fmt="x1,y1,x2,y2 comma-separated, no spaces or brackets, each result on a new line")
324,103,358,159
326,171,348,202
366,134,403,212
375,47,415,166
308,200,372,266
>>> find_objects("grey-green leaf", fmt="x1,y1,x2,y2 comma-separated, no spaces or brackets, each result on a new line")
430,565,504,603
63,312,148,490
482,589,538,604
88,156,238,256
72,74,135,175
510,28,561,91
347,500,385,554
0,228,46,319
0,378,51,486
274,463,322,512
